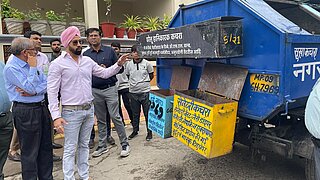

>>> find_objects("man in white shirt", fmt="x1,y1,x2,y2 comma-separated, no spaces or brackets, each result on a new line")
305,78,320,180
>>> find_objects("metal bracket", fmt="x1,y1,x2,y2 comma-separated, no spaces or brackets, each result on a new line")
281,95,296,116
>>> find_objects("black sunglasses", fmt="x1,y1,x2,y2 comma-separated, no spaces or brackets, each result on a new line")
71,40,84,45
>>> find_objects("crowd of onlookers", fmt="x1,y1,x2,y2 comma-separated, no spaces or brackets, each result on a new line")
0,26,154,180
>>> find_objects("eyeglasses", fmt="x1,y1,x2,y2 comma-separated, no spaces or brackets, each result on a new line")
25,48,36,51
71,40,84,46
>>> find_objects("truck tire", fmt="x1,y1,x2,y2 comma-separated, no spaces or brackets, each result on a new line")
305,158,316,180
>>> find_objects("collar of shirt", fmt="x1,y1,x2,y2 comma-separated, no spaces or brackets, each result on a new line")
133,59,143,64
61,51,83,59
13,56,28,68
53,52,61,56
90,46,104,53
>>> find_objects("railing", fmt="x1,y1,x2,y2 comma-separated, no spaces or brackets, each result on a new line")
0,34,137,47
0,34,137,63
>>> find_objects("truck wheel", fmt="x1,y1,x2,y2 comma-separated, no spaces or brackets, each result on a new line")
305,158,315,180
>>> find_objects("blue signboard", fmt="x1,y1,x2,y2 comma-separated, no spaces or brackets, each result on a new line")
148,92,174,138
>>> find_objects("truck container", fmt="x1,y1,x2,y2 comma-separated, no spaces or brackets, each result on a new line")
138,0,320,179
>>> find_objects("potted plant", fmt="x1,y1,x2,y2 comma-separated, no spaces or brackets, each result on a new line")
120,15,142,39
26,3,48,35
1,0,25,34
46,10,66,36
100,0,116,38
142,16,161,32
114,25,126,38
160,14,172,29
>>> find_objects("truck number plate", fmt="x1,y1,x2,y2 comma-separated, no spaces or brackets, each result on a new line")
250,74,279,94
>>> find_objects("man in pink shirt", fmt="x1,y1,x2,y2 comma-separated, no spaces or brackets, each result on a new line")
47,26,128,180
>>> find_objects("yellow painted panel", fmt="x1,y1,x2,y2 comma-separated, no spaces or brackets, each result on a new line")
210,102,237,157
172,94,214,157
172,92,238,158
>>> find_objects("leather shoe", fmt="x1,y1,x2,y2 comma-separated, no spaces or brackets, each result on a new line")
8,152,21,162
146,132,153,141
53,154,62,162
128,131,138,140
52,142,63,149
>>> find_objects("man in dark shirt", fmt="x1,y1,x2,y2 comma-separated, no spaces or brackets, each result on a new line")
83,28,130,157
50,38,62,62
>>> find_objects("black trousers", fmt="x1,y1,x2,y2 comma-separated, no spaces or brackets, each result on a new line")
130,92,151,133
0,112,13,180
118,88,133,124
12,102,53,180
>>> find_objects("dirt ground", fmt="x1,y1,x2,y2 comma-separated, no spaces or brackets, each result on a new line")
4,121,306,180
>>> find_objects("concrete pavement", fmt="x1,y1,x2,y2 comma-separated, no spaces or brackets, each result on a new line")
3,121,193,180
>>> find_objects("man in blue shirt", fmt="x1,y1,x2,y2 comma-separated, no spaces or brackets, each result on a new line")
0,61,13,180
3,37,53,180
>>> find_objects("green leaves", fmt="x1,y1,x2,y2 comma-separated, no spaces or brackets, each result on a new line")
26,4,42,21
1,0,25,20
46,10,65,22
71,17,84,23
161,14,172,29
142,16,161,31
121,15,142,31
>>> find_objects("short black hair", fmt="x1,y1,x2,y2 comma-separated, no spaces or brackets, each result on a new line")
50,38,61,45
24,30,42,38
131,44,138,52
111,42,120,49
85,28,102,37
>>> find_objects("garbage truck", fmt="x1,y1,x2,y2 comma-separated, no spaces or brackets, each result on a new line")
137,0,320,179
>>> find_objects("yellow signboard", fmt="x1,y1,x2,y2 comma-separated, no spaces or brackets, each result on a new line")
172,92,237,158
250,73,279,94
172,95,213,157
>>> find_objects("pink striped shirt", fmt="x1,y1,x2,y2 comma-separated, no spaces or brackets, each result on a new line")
47,51,121,120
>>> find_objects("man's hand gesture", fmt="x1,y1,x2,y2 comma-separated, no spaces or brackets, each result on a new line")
27,54,37,67
117,53,131,66
54,118,68,134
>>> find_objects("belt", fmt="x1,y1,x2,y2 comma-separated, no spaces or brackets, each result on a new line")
13,99,46,107
62,102,93,111
94,83,116,90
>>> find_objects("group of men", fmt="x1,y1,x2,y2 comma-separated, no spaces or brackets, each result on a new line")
0,26,154,180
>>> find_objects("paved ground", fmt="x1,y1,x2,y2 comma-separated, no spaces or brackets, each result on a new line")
2,98,307,180
3,119,307,180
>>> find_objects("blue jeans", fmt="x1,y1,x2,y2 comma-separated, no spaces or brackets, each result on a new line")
62,106,94,180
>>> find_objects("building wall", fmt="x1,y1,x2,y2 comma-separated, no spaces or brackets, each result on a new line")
98,0,173,26
98,0,132,25
10,0,85,22
9,0,199,26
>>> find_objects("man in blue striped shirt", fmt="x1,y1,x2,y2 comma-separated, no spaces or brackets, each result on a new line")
0,61,13,180
3,37,53,180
